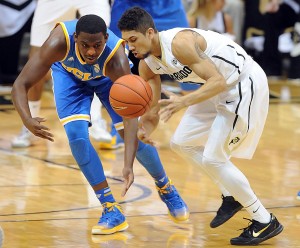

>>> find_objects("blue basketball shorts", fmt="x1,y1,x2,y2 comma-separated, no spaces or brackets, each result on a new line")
51,63,124,130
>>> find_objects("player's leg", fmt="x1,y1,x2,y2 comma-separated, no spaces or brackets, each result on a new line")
96,79,189,222
52,65,127,234
170,98,242,225
170,66,282,244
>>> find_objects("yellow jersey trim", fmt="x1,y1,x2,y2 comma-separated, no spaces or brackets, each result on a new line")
75,43,86,65
56,22,70,62
102,39,124,76
114,122,124,130
60,114,90,126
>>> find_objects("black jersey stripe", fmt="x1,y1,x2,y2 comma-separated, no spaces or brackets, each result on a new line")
248,77,254,131
0,0,32,11
226,44,246,60
212,55,241,74
232,82,242,130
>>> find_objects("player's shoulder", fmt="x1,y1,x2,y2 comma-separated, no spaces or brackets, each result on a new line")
106,28,123,49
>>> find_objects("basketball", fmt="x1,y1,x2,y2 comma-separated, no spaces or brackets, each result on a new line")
109,74,153,118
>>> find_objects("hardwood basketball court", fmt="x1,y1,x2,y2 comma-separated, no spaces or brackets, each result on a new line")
0,81,299,248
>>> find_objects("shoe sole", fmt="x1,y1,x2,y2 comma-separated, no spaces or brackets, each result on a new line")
168,211,190,223
99,143,124,150
230,224,284,246
92,221,129,235
210,205,243,228
11,143,31,148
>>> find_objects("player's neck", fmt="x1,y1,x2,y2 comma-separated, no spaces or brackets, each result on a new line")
151,33,162,58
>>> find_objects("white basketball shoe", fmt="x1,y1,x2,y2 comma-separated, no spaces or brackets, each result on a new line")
89,118,112,143
11,126,33,148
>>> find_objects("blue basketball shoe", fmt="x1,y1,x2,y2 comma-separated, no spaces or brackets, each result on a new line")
92,202,129,235
157,181,189,222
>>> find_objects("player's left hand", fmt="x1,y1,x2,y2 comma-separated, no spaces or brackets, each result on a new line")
158,89,186,122
121,167,134,197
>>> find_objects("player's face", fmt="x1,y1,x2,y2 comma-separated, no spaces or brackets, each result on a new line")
74,32,108,65
121,30,152,59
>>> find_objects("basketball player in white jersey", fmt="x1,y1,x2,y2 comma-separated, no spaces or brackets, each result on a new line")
11,0,112,148
118,7,283,246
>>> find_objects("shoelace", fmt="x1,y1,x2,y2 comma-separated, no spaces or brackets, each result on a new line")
157,183,184,208
99,203,121,223
237,218,261,237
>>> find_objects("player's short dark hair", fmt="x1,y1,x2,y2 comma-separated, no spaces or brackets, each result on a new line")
118,7,157,34
76,14,107,35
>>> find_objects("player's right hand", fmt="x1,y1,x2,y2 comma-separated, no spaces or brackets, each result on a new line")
137,122,155,146
24,117,54,142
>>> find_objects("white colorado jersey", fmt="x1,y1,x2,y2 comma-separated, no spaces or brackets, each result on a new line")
144,28,252,85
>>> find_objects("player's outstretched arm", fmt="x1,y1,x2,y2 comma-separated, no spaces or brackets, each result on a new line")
11,25,67,141
138,60,161,145
106,45,139,196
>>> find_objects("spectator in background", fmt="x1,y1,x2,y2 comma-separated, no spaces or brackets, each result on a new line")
260,0,300,80
188,0,235,41
0,0,36,85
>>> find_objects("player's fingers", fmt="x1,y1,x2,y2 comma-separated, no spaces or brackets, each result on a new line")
121,176,133,197
121,183,128,197
162,89,176,98
159,110,172,122
158,99,171,106
38,124,51,131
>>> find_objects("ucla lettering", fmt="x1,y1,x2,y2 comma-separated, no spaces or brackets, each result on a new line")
168,66,192,81
61,63,101,81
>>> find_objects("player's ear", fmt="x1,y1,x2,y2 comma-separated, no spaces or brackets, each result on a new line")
147,28,155,39
74,32,78,42
105,33,109,42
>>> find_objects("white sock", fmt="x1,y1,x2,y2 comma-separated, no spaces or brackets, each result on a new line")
244,198,271,224
90,94,102,123
28,100,41,118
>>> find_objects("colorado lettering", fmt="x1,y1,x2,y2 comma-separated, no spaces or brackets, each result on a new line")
168,66,192,81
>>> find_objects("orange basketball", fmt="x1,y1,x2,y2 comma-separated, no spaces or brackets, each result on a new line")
109,74,153,118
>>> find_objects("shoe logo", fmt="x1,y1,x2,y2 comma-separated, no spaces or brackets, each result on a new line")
252,223,271,238
159,176,165,182
156,67,161,70
96,194,101,198
253,206,260,213
226,100,235,104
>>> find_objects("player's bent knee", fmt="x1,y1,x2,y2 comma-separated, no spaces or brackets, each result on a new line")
202,156,223,168
69,138,90,165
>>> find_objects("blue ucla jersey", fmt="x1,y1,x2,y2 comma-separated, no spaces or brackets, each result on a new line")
51,20,125,129
52,20,124,81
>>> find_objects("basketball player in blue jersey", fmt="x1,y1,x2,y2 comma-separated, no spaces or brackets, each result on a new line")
11,15,189,235
118,7,283,245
